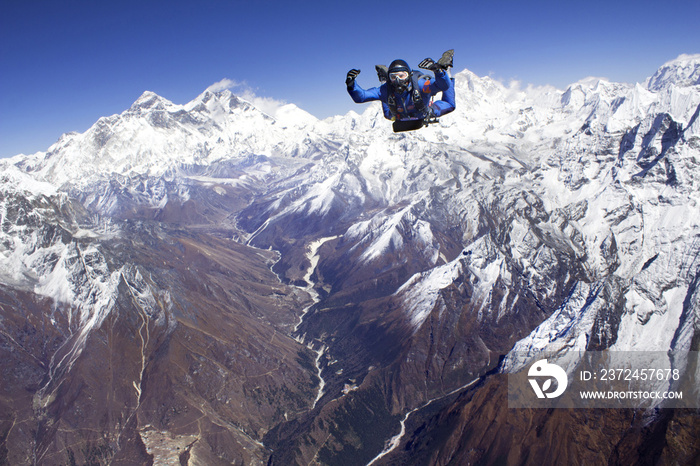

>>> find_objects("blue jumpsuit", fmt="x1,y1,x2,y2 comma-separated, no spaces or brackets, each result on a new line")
347,69,455,121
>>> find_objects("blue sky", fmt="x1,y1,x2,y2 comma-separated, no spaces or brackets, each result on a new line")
1,0,698,158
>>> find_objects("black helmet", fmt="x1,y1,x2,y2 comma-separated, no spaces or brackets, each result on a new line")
388,59,411,92
388,59,411,74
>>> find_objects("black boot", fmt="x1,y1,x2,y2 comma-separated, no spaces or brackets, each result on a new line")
437,49,454,69
375,65,388,83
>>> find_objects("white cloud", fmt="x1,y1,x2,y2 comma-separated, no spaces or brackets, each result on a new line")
207,78,288,118
206,78,240,93
240,91,288,117
203,78,317,125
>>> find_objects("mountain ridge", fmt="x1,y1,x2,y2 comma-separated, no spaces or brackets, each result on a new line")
9,54,699,182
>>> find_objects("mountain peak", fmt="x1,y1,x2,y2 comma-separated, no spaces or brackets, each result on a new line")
270,103,317,127
646,53,700,91
185,88,251,116
130,91,173,111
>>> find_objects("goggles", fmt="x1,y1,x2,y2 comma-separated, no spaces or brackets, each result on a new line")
389,71,409,82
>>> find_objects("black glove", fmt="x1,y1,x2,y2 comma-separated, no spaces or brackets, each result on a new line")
418,58,440,72
419,50,454,72
346,69,360,88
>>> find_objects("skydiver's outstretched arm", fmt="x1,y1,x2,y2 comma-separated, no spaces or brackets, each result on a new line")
346,68,382,103
348,82,384,104
349,84,393,120
346,69,393,119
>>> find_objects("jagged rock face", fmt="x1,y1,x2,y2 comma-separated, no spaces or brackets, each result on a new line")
389,376,700,466
1,55,700,464
1,173,318,464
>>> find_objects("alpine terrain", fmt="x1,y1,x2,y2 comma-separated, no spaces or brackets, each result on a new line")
1,54,699,465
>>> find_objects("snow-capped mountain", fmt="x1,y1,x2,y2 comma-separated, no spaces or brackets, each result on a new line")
13,88,327,188
647,53,700,91
1,54,699,465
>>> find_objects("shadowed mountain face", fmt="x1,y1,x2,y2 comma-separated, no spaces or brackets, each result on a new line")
1,55,700,464
0,189,318,464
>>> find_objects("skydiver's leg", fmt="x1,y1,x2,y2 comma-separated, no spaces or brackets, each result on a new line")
433,69,452,92
430,77,455,117
420,50,455,118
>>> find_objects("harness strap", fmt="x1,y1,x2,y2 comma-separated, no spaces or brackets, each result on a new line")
387,72,429,119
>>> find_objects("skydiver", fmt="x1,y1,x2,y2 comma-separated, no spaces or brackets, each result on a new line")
345,50,455,132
